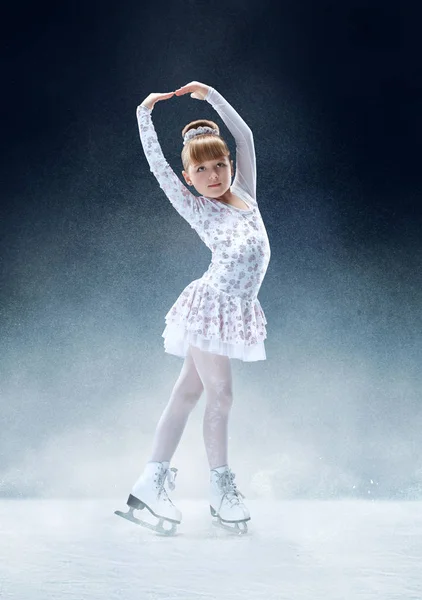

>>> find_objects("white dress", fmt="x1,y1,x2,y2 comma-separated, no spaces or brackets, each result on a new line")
136,86,271,361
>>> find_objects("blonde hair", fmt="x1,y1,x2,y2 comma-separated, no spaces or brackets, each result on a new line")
181,119,231,171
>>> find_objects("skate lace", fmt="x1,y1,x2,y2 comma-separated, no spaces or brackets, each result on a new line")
156,467,178,504
216,469,245,506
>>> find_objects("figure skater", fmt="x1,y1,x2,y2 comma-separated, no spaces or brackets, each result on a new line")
116,81,271,535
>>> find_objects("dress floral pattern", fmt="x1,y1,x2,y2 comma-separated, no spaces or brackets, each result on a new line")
136,87,271,361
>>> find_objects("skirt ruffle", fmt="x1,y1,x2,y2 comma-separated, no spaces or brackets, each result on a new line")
161,279,267,362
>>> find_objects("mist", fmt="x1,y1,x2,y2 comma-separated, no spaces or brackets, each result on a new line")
1,0,421,504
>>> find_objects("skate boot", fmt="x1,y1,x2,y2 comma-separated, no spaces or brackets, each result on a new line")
115,461,181,536
210,465,250,535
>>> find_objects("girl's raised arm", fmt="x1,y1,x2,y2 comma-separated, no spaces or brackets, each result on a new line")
204,87,257,204
136,104,206,231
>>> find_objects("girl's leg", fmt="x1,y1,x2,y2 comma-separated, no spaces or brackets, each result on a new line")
189,345,233,470
148,346,204,462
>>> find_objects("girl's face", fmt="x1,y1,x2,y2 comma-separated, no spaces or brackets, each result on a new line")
182,155,234,197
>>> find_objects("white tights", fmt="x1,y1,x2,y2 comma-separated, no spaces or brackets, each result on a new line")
148,344,233,470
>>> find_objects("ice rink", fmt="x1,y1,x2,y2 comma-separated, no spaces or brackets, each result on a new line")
1,499,421,599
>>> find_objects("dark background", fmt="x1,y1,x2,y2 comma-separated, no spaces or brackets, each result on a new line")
1,0,421,500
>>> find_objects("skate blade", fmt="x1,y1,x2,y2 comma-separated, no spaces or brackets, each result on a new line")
114,508,177,536
212,518,249,535
210,506,249,535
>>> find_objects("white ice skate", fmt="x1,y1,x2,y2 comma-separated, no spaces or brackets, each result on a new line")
210,466,250,535
115,461,182,536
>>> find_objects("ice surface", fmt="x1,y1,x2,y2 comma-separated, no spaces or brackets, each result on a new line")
1,499,421,599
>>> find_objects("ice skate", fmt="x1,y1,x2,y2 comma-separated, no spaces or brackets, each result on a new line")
115,461,182,536
210,466,250,535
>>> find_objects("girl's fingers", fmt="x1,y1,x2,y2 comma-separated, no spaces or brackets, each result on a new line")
157,92,175,99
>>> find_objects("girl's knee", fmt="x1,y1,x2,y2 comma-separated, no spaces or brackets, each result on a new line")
207,389,233,412
171,383,203,406
210,379,233,401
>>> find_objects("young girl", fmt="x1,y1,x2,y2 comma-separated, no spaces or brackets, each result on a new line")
118,81,271,535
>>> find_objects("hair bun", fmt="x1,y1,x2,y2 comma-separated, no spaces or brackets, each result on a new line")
183,126,219,146
181,119,220,139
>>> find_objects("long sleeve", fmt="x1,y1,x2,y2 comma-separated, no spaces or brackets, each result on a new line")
204,87,257,204
136,103,206,231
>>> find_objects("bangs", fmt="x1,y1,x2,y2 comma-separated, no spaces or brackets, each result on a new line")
183,136,230,169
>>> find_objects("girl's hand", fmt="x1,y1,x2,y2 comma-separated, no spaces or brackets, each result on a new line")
140,91,175,110
174,81,210,100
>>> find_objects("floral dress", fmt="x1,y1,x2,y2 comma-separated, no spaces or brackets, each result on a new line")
136,86,271,361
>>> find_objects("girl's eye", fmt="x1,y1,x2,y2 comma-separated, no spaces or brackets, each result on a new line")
197,163,225,172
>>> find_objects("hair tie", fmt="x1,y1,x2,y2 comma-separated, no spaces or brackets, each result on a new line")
183,126,219,146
